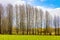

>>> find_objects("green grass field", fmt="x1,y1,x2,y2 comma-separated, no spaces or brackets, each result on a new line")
0,35,60,40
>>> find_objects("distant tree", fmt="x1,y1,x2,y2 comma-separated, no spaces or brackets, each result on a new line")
34,8,37,35
0,4,4,34
19,5,26,35
26,4,31,35
2,17,9,34
39,9,43,35
7,4,13,34
31,7,34,35
54,16,60,35
45,11,50,35
58,16,60,35
27,5,33,35
57,16,60,35
54,15,57,35
15,5,19,34
34,8,40,35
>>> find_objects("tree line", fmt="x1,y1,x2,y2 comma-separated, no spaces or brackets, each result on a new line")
0,3,60,35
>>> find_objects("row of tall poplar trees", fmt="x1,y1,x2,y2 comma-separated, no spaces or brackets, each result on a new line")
0,3,60,35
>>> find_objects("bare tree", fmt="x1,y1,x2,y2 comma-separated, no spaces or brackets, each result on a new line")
39,9,43,35
26,4,28,35
26,4,31,35
6,4,13,34
19,5,26,35
54,16,60,35
45,11,50,35
54,15,57,35
34,8,38,35
15,5,19,34
27,5,33,35
31,7,34,35
2,17,9,34
0,4,4,34
57,16,59,35
57,16,60,35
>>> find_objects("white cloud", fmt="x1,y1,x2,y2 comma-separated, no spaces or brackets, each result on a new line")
24,0,35,5
14,0,26,5
34,6,60,18
49,8,60,17
0,0,35,6
0,0,34,5
0,0,16,4
0,0,26,5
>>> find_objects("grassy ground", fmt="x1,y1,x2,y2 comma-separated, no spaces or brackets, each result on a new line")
0,35,60,40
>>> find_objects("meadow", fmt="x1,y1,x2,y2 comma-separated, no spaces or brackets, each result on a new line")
0,35,60,40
